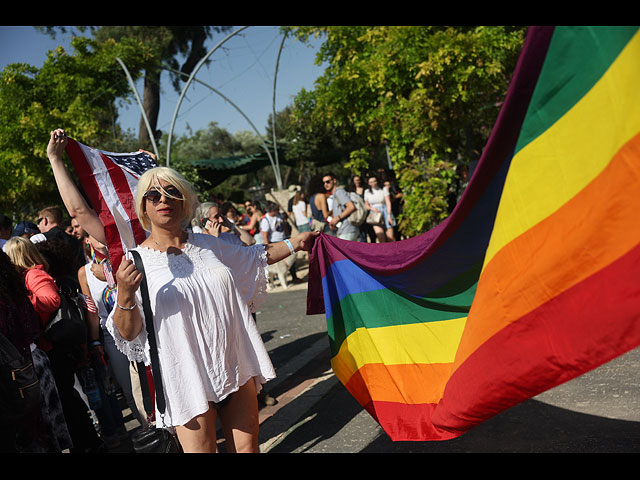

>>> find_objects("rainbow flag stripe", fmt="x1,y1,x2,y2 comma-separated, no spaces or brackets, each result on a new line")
307,26,640,441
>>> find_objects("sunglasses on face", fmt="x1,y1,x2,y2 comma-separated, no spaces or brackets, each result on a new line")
143,186,183,204
323,179,333,185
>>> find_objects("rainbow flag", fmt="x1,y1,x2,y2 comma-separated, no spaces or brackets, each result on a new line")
306,26,640,441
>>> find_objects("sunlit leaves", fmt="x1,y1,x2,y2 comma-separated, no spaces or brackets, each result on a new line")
287,26,526,236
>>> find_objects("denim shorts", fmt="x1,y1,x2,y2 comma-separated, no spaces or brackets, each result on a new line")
374,204,395,229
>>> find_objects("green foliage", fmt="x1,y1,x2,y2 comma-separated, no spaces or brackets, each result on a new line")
0,34,150,218
345,147,372,176
395,154,456,237
1,25,527,234
287,26,527,237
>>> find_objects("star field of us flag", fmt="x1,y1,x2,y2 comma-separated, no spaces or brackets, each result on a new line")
65,138,157,274
307,26,640,441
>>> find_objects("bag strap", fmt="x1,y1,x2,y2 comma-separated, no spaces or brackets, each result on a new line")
135,360,154,420
130,250,168,418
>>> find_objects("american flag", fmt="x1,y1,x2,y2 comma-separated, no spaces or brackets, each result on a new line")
65,138,157,275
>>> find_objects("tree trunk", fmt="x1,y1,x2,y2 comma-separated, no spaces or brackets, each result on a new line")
139,68,161,149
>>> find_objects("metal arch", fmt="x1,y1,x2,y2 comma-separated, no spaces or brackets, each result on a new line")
166,26,249,167
271,31,287,189
115,57,160,161
165,25,288,191
162,65,280,180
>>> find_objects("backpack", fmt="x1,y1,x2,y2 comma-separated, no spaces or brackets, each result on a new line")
348,191,368,227
43,282,87,347
0,331,41,425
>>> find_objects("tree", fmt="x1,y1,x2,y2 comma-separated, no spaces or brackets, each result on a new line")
277,89,380,187
286,26,527,237
0,34,149,218
40,26,232,149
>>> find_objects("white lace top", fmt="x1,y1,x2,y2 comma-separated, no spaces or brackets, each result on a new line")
106,232,275,427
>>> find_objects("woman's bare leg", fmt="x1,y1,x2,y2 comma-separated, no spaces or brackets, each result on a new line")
385,227,395,242
372,225,386,243
174,405,219,453
218,379,259,453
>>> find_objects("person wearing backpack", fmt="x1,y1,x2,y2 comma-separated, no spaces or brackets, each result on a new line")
350,175,376,243
323,173,360,241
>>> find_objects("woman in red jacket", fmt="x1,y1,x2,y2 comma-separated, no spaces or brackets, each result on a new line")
4,237,60,341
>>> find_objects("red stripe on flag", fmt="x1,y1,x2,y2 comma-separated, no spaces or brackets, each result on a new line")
362,399,455,441
65,138,150,275
66,139,112,220
350,241,640,442
68,140,124,274
66,139,119,257
98,153,147,246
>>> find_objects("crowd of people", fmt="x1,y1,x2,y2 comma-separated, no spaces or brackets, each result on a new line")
0,127,404,453
291,169,404,244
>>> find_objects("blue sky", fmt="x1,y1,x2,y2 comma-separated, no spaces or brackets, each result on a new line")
0,25,325,138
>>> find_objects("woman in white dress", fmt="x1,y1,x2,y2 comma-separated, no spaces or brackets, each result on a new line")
291,191,311,233
363,175,396,243
109,166,318,453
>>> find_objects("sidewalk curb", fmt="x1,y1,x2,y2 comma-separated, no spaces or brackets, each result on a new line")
258,338,339,452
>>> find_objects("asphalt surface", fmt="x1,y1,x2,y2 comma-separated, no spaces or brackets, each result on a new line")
106,257,640,453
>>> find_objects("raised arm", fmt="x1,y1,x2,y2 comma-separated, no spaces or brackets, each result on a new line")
46,129,107,244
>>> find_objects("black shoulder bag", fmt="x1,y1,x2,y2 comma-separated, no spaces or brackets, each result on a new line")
43,281,87,347
129,250,182,454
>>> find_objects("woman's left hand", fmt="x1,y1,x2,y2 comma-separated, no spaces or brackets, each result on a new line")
296,231,320,251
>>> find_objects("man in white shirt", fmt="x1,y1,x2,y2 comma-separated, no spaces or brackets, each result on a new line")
260,203,288,244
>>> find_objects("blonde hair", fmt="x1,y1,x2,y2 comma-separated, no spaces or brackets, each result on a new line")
5,236,49,272
135,166,199,232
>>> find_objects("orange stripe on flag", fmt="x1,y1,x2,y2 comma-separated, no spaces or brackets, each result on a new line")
454,132,640,369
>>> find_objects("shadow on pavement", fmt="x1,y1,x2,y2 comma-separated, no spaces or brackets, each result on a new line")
269,381,640,453
262,331,328,372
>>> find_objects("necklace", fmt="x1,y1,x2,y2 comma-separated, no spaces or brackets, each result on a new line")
150,231,188,252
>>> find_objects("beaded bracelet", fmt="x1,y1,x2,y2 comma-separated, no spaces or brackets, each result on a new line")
284,238,295,256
